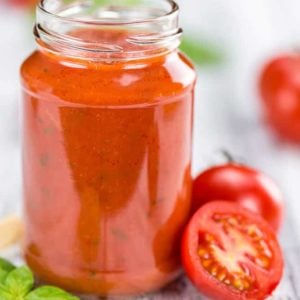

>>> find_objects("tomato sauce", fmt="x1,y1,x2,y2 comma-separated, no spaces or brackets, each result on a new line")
21,27,196,296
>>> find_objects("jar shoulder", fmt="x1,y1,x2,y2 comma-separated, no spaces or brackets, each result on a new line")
21,50,196,106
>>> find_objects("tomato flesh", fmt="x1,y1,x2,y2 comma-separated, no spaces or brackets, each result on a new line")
198,214,272,292
182,201,283,300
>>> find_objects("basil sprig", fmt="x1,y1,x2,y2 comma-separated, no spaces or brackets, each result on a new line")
0,258,79,300
180,36,223,66
0,258,15,283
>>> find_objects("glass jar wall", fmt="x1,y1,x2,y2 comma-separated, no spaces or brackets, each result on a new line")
21,0,196,296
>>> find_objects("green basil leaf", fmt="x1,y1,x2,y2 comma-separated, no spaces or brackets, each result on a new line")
0,259,15,272
0,259,15,283
0,270,9,285
0,284,14,300
4,266,34,297
25,286,80,300
180,36,223,66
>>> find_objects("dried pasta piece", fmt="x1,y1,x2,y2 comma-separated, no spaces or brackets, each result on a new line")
0,215,23,250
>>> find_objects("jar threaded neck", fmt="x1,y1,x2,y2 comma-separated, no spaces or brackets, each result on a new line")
35,0,182,61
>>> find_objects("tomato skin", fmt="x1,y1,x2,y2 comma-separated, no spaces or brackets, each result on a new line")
6,0,36,8
260,54,300,142
192,164,284,232
181,201,284,300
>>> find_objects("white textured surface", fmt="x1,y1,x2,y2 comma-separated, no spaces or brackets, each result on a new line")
1,1,300,298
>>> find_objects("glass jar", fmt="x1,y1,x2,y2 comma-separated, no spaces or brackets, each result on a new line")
21,0,196,297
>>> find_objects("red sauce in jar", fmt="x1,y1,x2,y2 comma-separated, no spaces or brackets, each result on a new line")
21,3,196,296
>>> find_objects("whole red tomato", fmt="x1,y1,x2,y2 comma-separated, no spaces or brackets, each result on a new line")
260,54,300,142
182,201,284,300
192,164,284,232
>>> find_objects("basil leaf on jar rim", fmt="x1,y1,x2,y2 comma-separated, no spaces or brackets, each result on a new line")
25,286,80,300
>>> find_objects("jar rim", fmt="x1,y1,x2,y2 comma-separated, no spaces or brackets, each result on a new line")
38,0,179,26
35,0,182,61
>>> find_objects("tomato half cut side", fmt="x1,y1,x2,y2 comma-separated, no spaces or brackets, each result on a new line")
181,201,283,300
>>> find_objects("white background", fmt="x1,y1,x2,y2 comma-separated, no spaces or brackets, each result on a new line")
1,0,300,297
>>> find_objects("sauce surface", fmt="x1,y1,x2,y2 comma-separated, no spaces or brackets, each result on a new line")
21,30,196,296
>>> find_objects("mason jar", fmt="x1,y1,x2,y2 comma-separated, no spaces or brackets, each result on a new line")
21,0,196,296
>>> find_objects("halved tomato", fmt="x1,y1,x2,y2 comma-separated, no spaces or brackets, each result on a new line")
181,201,283,300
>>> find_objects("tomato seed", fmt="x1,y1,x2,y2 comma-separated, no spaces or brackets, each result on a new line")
243,279,251,289
258,240,272,255
198,248,209,258
233,278,245,290
247,224,263,238
217,270,227,281
202,259,213,268
255,256,270,268
210,264,219,276
228,217,239,226
205,234,215,242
